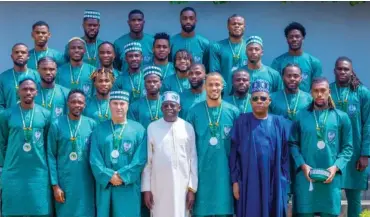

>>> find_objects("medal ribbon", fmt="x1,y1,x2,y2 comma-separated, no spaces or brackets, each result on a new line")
313,109,329,141
175,74,185,93
19,105,35,142
41,86,56,109
129,71,143,97
228,39,244,65
33,48,49,69
283,90,301,117
205,102,223,137
145,97,161,121
232,95,250,113
110,121,127,150
67,116,83,152
13,69,29,89
335,84,350,112
96,98,110,119
85,41,98,61
69,64,84,86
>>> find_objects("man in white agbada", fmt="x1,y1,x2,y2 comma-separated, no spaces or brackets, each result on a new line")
142,91,198,217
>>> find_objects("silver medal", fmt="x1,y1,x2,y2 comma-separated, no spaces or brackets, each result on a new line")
111,150,120,158
69,152,78,161
23,143,32,152
209,137,218,146
317,140,326,149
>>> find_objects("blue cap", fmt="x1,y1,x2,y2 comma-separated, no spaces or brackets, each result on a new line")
251,79,270,94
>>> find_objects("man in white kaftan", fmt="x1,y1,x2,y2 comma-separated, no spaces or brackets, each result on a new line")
142,91,198,217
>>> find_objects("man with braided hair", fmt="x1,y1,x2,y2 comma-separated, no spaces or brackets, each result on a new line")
330,57,370,217
84,68,115,122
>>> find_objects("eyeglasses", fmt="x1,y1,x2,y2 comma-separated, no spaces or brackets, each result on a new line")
251,96,268,102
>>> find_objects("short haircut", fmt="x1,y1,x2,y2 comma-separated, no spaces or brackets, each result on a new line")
180,7,196,16
284,22,306,38
98,41,115,52
37,56,56,67
227,14,244,24
153,32,170,47
32,21,49,30
128,9,144,19
282,63,302,76
67,89,86,101
12,43,28,51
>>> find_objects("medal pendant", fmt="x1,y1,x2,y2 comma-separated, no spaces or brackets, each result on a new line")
209,137,218,146
23,142,32,152
69,152,78,161
317,140,326,149
111,150,120,158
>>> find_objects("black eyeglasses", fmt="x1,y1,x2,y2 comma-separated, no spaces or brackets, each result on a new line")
251,96,268,102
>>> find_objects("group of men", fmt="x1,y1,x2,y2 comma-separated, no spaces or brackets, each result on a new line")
0,5,369,217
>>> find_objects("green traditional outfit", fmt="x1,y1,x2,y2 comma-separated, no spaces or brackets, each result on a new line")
209,39,248,94
223,93,252,115
114,33,154,71
150,62,175,79
35,84,69,121
56,63,96,97
48,115,97,217
0,104,51,216
84,96,112,123
128,96,163,129
113,70,145,104
170,33,210,70
28,48,65,70
186,101,239,216
271,52,322,92
162,73,190,94
330,83,370,217
289,108,353,216
0,68,40,111
179,89,206,119
270,90,312,121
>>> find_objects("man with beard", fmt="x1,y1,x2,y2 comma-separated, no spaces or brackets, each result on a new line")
90,90,147,217
229,79,290,217
28,21,65,70
114,9,154,71
113,42,146,104
270,63,312,121
179,63,206,119
329,57,370,217
289,77,353,217
48,89,97,217
84,68,115,122
186,72,239,217
0,77,51,217
271,22,322,92
98,41,121,77
151,32,175,79
224,69,252,114
210,14,247,94
163,49,192,94
142,91,197,217
171,7,210,69
65,10,104,68
57,37,96,97
0,43,40,111
239,36,283,93
35,57,69,121
129,66,163,129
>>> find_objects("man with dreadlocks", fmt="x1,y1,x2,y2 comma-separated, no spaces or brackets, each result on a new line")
98,41,121,77
84,68,115,123
329,57,370,217
289,77,353,217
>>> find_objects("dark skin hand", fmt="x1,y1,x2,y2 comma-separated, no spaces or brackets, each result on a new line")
144,191,154,210
356,156,369,171
53,185,65,203
186,191,195,210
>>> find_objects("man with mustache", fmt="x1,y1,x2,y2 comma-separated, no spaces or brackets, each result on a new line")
239,36,283,93
329,57,370,217
142,91,198,217
98,41,121,77
171,7,210,69
162,49,192,94
271,22,322,92
48,89,97,217
179,63,206,119
113,42,146,104
229,79,290,217
28,21,65,70
57,37,96,97
64,10,104,68
0,77,52,217
114,9,154,71
210,14,247,94
35,57,69,121
289,77,353,217
84,68,116,123
151,32,175,79
0,43,39,111
186,72,239,217
90,90,147,217
129,66,163,129
223,69,252,114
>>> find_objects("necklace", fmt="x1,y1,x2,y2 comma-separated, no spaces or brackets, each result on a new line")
232,94,250,113
228,39,244,64
13,69,29,89
145,96,161,121
33,48,49,69
40,86,56,108
129,71,143,97
69,63,84,85
96,98,110,119
283,90,301,116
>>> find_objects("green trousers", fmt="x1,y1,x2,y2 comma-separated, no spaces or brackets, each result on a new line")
5,216,50,217
296,214,337,217
193,215,233,217
345,189,362,217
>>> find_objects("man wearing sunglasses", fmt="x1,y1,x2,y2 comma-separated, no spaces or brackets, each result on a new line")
229,79,290,217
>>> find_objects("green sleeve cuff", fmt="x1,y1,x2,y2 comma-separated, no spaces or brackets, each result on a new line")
361,147,370,157
334,160,346,172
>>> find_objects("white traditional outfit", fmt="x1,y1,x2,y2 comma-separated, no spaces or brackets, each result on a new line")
141,91,198,217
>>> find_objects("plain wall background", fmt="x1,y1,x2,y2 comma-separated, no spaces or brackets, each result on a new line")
0,1,369,86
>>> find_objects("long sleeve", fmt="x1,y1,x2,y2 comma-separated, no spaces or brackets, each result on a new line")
334,112,353,172
89,130,115,187
187,124,198,192
0,79,6,111
0,111,9,167
202,38,210,73
280,118,292,182
141,127,153,192
229,119,241,184
288,120,305,171
47,121,59,185
118,129,147,185
360,87,370,156
209,42,221,73
311,56,323,79
270,58,281,74
272,68,284,92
